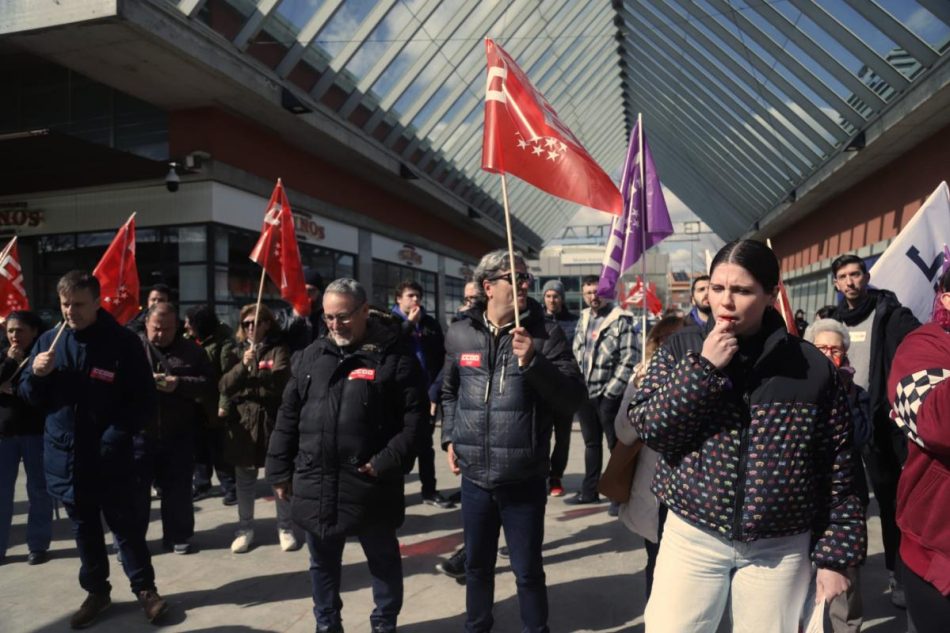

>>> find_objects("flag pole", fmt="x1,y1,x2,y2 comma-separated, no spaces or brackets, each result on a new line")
638,113,647,358
0,235,17,263
766,238,791,330
500,173,521,330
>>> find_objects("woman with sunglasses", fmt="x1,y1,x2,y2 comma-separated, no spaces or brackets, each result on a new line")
220,303,297,554
630,240,866,632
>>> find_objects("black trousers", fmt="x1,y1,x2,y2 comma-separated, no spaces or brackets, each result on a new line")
900,556,950,633
416,414,438,497
549,414,573,480
863,422,906,572
577,397,619,500
194,425,235,495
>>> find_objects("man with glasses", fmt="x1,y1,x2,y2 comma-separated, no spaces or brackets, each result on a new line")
442,250,585,633
831,253,919,607
391,280,452,509
569,276,638,514
266,278,426,633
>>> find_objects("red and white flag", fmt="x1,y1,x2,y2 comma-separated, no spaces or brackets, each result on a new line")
93,215,140,325
620,276,663,316
249,179,310,316
0,237,29,318
481,39,623,215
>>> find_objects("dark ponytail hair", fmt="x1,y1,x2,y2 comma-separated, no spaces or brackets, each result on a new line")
710,240,779,292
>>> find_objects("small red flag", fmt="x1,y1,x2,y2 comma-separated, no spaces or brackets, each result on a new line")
0,237,29,318
620,276,663,316
481,39,623,215
249,179,310,316
776,281,799,337
93,215,139,325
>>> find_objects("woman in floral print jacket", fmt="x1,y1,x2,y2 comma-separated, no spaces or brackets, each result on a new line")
630,240,866,633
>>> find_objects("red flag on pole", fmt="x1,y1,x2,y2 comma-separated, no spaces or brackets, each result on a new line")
620,276,663,316
0,237,29,318
249,179,310,316
93,214,139,325
481,39,623,215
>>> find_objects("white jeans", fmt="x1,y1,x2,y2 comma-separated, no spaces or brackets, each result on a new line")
645,512,811,633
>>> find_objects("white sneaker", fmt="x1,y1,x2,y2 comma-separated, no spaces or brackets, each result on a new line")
231,529,254,554
278,529,301,552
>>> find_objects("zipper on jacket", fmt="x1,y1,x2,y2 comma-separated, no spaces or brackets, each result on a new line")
499,351,508,395
732,392,752,540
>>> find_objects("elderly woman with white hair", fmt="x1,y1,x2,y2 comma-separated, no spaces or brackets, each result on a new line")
804,318,871,633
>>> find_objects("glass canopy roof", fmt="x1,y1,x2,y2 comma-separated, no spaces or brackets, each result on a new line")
171,0,950,243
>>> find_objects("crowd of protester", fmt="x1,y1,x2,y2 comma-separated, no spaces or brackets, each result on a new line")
0,240,947,632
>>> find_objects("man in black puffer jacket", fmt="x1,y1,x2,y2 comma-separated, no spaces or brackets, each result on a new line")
266,278,427,633
442,250,586,633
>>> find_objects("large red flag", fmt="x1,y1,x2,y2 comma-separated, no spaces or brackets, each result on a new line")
93,215,139,325
249,179,310,316
0,237,29,318
622,276,663,316
481,39,623,215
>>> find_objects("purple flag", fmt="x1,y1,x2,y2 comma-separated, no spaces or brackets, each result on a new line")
597,121,673,299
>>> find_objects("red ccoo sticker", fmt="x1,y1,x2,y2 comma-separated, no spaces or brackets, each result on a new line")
348,368,376,381
90,367,116,383
460,353,482,368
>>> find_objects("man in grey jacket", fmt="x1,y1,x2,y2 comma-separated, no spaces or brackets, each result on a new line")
442,250,585,633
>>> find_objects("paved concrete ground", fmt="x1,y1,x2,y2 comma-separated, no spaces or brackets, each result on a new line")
2,427,910,633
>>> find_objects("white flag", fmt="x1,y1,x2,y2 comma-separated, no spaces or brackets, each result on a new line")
869,181,950,323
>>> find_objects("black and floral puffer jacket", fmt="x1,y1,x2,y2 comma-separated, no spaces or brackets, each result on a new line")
629,308,866,570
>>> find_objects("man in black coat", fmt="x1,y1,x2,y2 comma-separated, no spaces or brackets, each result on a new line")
390,279,453,509
442,250,586,633
139,302,216,555
831,253,920,606
266,278,426,633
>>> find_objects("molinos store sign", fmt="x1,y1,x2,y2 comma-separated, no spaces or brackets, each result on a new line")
371,234,438,273
0,202,45,228
292,212,325,241
444,256,475,280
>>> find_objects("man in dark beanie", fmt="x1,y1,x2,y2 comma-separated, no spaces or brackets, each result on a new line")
282,267,328,352
540,279,579,498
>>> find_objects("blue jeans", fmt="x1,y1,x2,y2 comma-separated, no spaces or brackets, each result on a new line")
305,524,403,631
462,476,548,633
0,434,53,558
63,487,156,596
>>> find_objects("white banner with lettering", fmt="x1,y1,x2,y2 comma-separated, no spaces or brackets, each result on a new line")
869,181,950,323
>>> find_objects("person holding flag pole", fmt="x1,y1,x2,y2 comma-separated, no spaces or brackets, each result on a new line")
438,39,606,632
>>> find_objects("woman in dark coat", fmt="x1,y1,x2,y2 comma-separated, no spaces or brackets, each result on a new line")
0,311,52,565
220,303,296,554
630,240,866,632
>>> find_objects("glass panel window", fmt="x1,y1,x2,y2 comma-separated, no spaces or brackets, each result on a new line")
372,260,437,315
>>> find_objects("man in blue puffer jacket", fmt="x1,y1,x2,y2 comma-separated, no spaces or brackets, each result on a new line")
442,250,586,633
19,270,167,629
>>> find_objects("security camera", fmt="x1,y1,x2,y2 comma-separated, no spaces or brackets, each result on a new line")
165,163,180,193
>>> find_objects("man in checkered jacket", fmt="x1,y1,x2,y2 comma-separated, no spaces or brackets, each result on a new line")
568,275,639,508
886,267,950,631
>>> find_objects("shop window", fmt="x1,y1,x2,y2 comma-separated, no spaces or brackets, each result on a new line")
372,260,436,314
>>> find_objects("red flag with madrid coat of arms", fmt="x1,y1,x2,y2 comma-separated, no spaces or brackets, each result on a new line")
93,215,140,325
0,237,29,318
249,179,310,316
481,39,623,216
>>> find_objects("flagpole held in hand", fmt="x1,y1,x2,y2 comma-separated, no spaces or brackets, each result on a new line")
252,266,267,351
500,173,521,329
767,238,791,331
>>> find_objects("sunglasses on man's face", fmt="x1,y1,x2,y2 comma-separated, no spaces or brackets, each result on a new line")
488,272,532,285
242,320,267,329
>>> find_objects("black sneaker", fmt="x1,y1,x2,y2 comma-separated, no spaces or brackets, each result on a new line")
607,501,620,517
27,550,49,565
435,548,466,579
316,624,344,633
70,592,111,629
564,493,601,505
497,546,510,559
222,491,238,506
192,485,213,501
421,492,455,509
